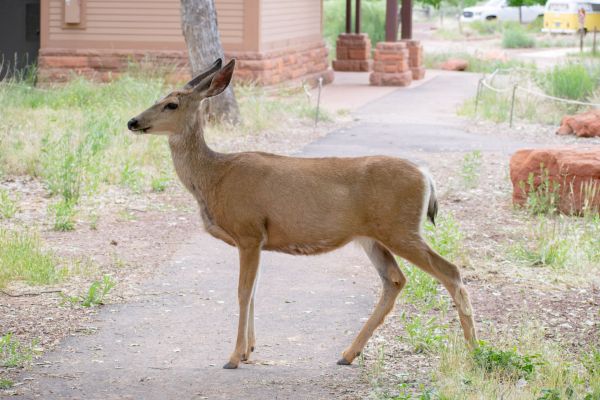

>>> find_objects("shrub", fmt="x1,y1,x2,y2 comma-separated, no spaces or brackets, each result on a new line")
324,0,386,50
538,63,597,100
502,27,535,49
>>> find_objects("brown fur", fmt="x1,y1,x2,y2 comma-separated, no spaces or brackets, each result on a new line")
128,59,478,369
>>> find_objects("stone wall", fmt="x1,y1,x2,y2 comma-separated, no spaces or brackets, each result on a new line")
369,42,412,87
332,33,371,72
38,40,333,86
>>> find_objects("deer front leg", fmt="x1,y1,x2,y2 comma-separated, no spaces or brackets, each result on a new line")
223,245,261,369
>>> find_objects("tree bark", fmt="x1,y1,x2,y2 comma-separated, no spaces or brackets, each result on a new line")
180,0,240,123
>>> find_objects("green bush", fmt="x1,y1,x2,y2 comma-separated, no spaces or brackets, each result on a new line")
538,63,597,100
324,0,386,51
502,27,535,48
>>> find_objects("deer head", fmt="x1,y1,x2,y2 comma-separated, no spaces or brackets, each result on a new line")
127,58,235,136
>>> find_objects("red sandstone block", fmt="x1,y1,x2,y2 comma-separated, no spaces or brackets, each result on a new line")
374,52,407,62
332,59,370,72
369,71,412,86
411,67,426,80
375,42,407,51
336,47,349,59
348,48,370,60
40,56,89,68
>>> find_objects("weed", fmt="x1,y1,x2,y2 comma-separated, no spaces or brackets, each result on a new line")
473,341,544,380
502,27,536,49
512,217,571,268
0,189,17,219
0,378,13,389
88,211,99,230
120,159,144,193
460,150,482,189
518,165,560,215
0,333,38,368
401,313,448,354
61,275,115,307
0,229,64,288
150,175,169,192
423,214,465,262
50,199,77,231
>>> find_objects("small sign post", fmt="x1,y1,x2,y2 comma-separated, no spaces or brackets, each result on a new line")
578,7,586,52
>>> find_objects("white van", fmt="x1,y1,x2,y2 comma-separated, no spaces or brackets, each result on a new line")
461,0,545,23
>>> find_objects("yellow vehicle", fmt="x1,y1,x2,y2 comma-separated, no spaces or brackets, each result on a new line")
543,0,600,33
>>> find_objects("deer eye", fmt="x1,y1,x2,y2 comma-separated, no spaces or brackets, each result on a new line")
164,102,178,110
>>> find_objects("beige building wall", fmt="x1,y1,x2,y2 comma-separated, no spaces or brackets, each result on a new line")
260,0,322,51
43,0,245,51
38,0,332,86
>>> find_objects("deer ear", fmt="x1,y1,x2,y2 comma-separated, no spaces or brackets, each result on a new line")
184,58,222,90
205,59,236,98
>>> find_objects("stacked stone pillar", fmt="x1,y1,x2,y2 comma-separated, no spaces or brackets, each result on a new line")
332,33,371,72
369,42,412,86
403,39,425,80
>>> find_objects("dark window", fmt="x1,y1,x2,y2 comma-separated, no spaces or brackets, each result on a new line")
26,3,40,42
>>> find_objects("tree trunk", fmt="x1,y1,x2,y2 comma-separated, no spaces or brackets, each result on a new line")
180,0,240,123
518,6,522,24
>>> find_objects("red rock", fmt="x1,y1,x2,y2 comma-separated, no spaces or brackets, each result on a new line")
510,147,600,214
556,109,600,138
441,59,469,71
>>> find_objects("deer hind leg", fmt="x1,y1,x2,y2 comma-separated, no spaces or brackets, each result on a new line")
223,245,261,369
338,238,407,365
390,237,477,345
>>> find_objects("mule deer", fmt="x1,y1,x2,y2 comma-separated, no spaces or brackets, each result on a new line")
127,59,477,369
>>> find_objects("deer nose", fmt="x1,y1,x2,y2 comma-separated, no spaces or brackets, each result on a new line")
127,118,139,130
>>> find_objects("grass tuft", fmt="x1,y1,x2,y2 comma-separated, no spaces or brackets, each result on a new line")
0,189,18,219
502,27,536,49
0,229,64,288
0,333,39,368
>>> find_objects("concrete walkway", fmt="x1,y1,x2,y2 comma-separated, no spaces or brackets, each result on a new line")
13,71,529,400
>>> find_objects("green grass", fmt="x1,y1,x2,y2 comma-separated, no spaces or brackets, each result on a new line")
537,63,598,101
50,199,77,231
0,189,17,219
401,313,448,354
324,0,386,52
519,166,561,215
0,229,64,288
459,63,599,125
424,52,533,73
512,213,600,272
472,341,544,380
502,27,536,49
433,326,600,399
0,378,14,389
460,150,482,189
0,333,39,368
61,275,115,307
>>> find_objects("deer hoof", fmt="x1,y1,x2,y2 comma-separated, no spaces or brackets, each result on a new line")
223,361,239,369
336,357,352,366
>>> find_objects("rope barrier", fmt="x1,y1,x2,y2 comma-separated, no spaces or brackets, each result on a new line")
475,68,600,127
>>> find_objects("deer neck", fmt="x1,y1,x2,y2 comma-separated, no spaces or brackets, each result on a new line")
168,109,223,200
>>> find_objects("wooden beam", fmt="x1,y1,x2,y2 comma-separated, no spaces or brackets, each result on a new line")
346,0,352,33
385,0,398,42
355,0,361,33
400,0,412,39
